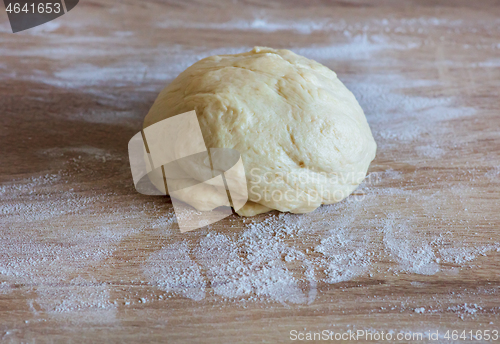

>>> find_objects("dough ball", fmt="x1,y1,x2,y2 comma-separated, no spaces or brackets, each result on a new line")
144,47,377,216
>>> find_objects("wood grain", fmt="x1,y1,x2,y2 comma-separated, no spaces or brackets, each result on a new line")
1,1,500,343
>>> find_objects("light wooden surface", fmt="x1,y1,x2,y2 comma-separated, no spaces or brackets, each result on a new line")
1,1,500,343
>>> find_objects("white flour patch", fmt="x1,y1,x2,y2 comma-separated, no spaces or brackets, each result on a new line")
415,144,445,158
448,303,484,320
485,166,500,180
439,245,500,265
197,233,309,303
297,34,419,61
414,307,426,314
17,45,249,89
35,276,117,323
155,15,470,35
381,215,440,275
0,172,145,322
145,242,206,301
346,74,476,144
157,17,346,35
315,227,373,284
25,21,61,34
40,145,122,162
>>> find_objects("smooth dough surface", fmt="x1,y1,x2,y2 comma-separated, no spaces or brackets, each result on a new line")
144,47,377,216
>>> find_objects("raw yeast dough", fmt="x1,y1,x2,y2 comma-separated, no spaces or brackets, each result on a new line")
144,47,377,216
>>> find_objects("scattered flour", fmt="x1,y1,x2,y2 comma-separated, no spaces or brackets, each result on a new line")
381,215,440,275
142,184,499,304
448,303,484,320
0,167,149,321
157,17,347,35
145,242,206,301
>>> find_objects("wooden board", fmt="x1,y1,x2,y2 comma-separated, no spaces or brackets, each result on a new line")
1,1,500,342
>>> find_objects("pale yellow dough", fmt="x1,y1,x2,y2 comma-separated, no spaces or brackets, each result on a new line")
144,47,377,216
